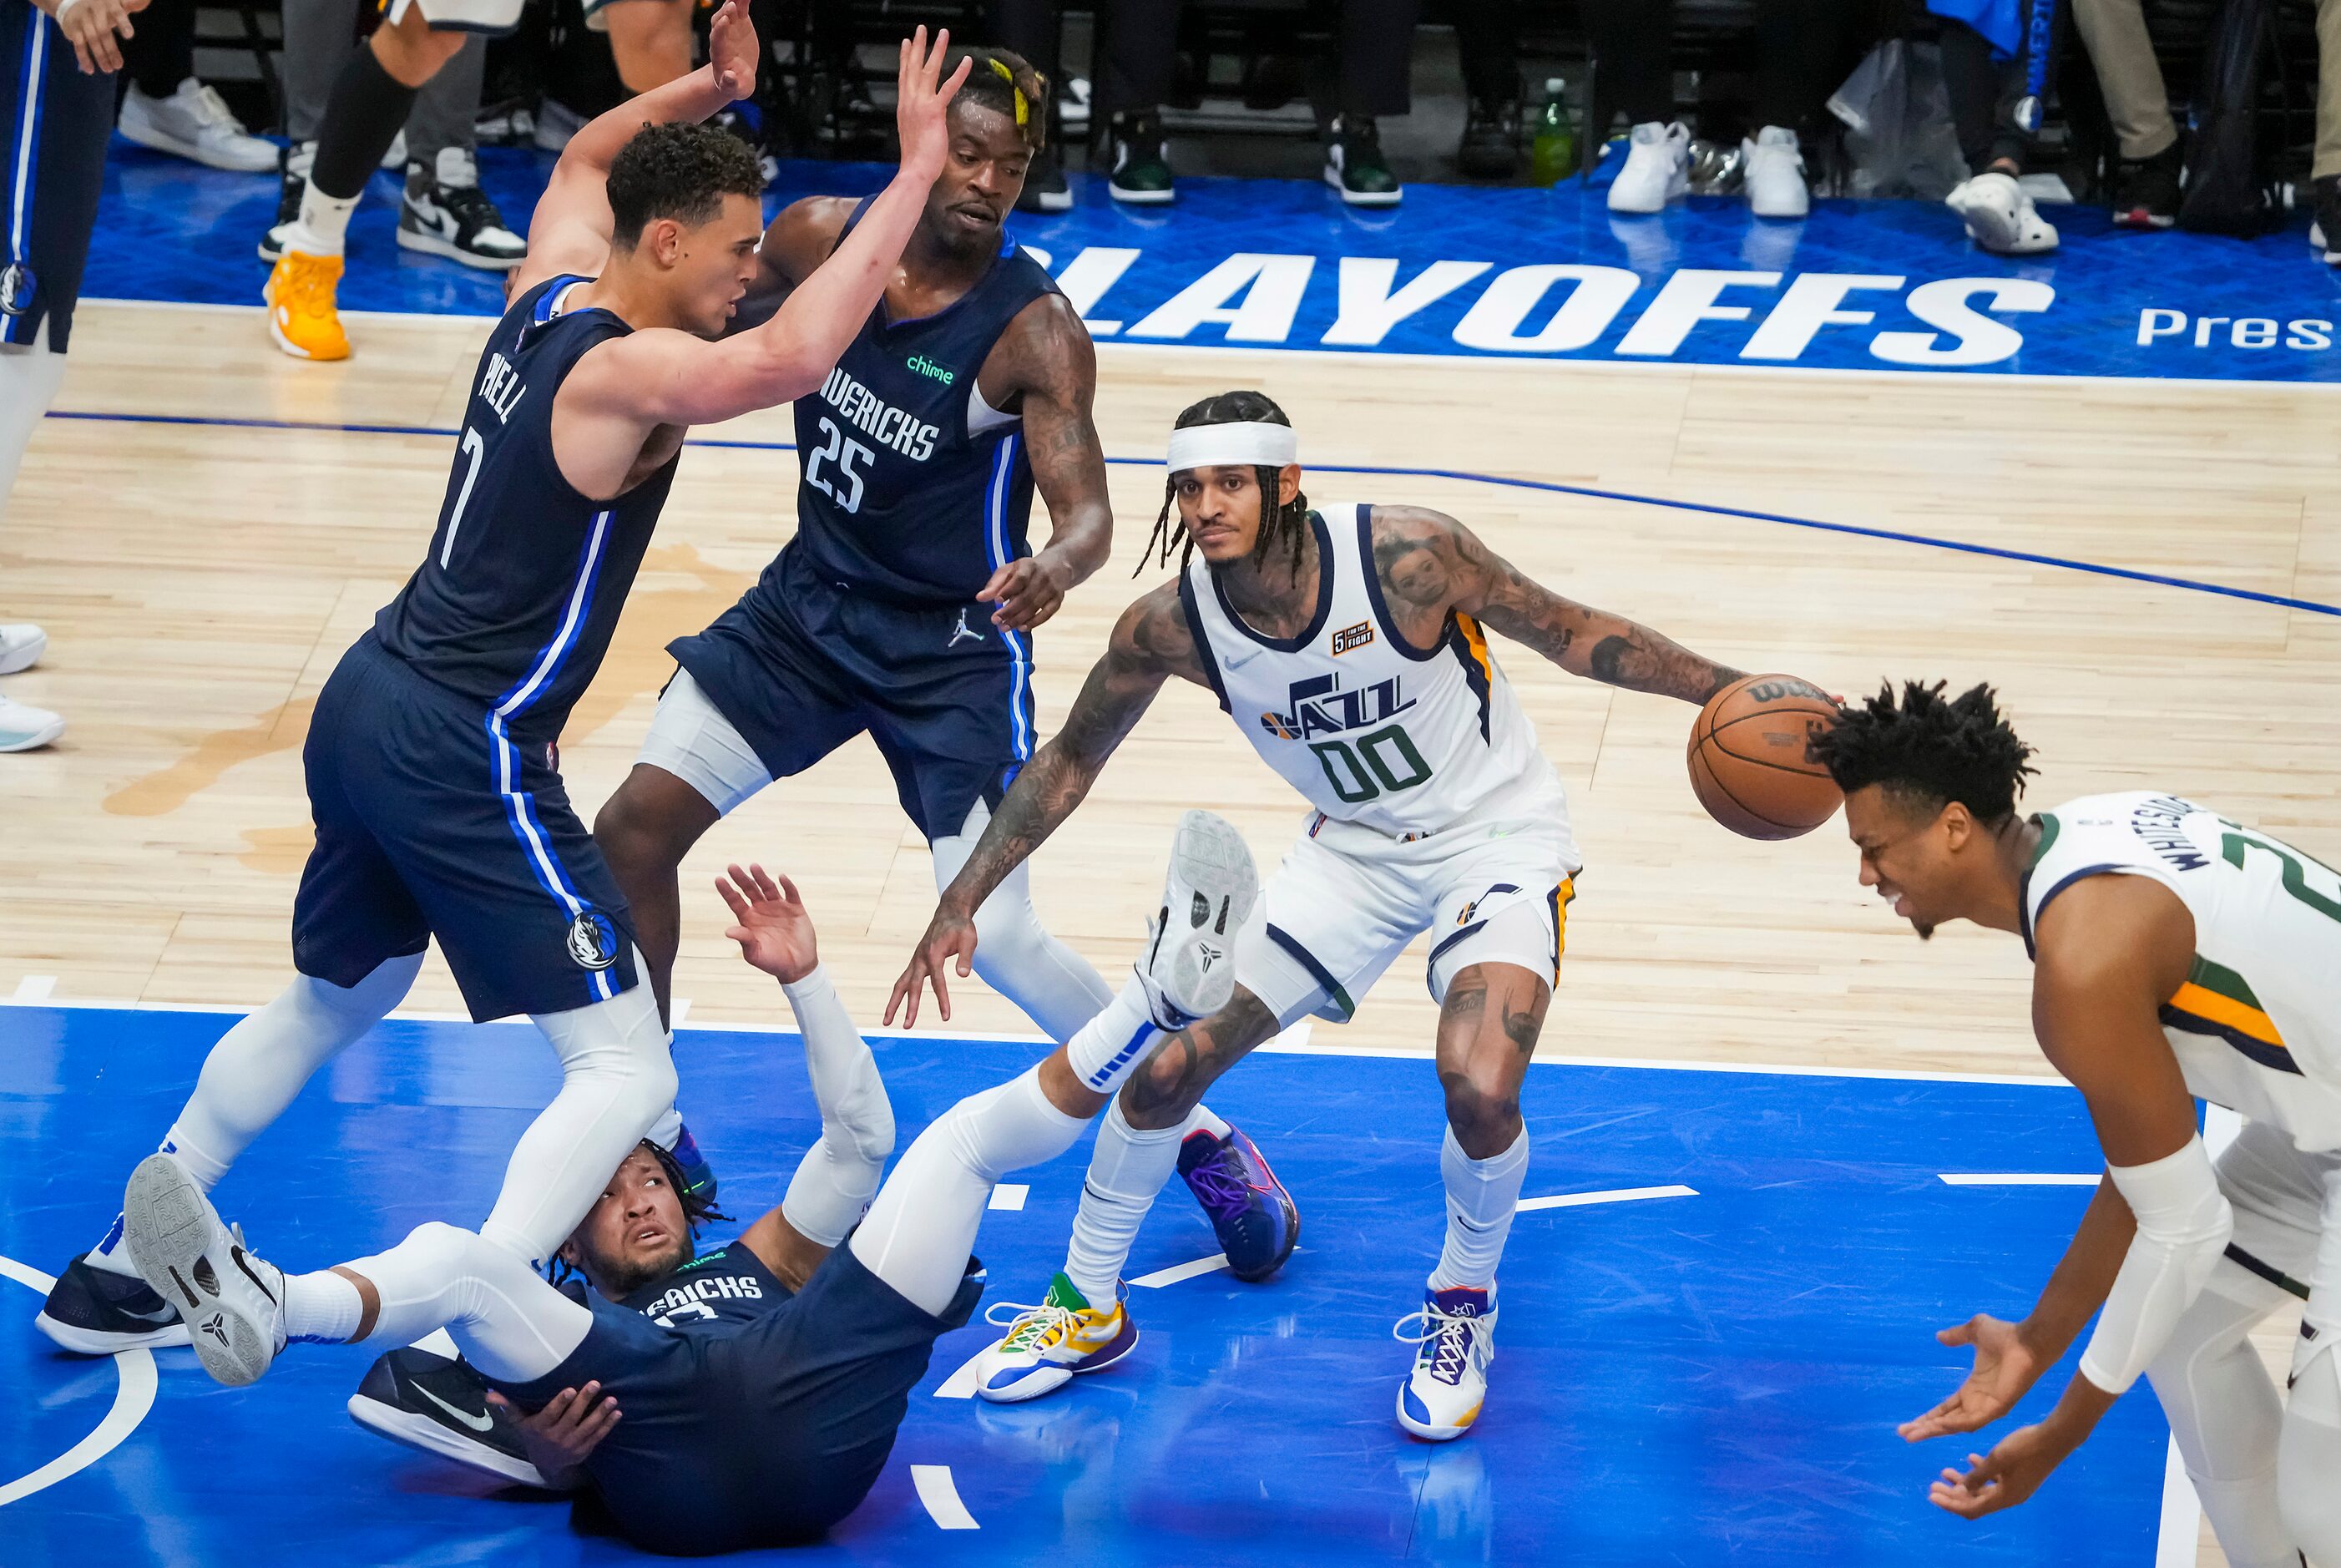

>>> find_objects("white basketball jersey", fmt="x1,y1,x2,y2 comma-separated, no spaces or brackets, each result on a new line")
1181,503,1557,837
2024,792,2341,1150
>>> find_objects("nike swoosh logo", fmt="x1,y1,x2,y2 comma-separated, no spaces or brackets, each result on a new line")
114,1299,178,1324
412,1382,496,1434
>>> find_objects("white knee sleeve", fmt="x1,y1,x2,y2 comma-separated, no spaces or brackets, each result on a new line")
2145,1262,2295,1568
337,1221,594,1383
480,976,677,1267
0,345,67,522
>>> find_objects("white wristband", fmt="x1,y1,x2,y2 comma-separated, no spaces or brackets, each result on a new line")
53,0,85,23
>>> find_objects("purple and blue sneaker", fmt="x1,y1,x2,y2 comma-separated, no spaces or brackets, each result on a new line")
1177,1125,1299,1282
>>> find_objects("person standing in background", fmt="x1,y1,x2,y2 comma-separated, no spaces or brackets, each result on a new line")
1,0,149,751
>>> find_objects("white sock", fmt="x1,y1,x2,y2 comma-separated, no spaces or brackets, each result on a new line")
1190,1104,1231,1140
0,345,68,524
87,953,422,1277
291,185,359,255
1063,1099,1188,1303
778,963,894,1246
932,803,1116,1044
479,976,677,1268
850,1066,1083,1317
284,1268,364,1342
1064,975,1167,1094
340,1222,593,1383
1429,1125,1529,1292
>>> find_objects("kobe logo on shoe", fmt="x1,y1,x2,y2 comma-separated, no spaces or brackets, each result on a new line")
199,1313,230,1348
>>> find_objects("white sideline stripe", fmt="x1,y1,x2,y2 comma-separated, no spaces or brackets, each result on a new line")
1939,1173,2101,1186
933,1345,989,1400
910,1464,978,1530
10,974,53,1001
1517,1184,1698,1211
0,1255,159,1509
1130,1252,1231,1289
988,1184,1028,1211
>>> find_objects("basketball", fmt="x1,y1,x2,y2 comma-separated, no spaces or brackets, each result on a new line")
1688,675,1843,840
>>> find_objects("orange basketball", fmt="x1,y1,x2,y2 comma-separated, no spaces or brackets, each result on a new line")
1687,675,1843,840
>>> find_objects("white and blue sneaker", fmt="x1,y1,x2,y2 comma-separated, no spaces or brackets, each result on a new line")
1394,1284,1497,1441
1135,809,1257,1030
969,1271,1139,1404
120,1153,286,1387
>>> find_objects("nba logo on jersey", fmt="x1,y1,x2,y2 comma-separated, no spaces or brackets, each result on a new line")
566,911,619,971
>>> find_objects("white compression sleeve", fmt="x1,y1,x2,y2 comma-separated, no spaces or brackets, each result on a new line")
2080,1135,2235,1394
481,977,678,1267
331,1222,594,1383
0,345,67,522
850,1066,1085,1317
2145,1259,2296,1568
1062,1100,1191,1303
931,801,1116,1044
778,963,894,1247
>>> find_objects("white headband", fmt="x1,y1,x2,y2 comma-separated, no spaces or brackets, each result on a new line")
1166,421,1298,473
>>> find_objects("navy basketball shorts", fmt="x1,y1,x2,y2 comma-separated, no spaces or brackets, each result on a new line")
291,633,640,1022
665,554,1037,842
493,1243,983,1555
2,2,115,355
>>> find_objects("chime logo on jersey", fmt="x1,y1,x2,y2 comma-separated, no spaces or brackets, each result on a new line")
567,910,619,970
1331,620,1375,655
1256,671,1418,742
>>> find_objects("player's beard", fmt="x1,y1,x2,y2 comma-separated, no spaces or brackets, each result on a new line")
1911,918,1936,941
590,1234,694,1297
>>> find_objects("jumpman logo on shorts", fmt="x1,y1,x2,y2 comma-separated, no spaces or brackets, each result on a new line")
948,609,985,648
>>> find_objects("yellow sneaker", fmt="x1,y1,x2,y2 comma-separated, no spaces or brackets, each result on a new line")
264,250,350,362
970,1272,1138,1404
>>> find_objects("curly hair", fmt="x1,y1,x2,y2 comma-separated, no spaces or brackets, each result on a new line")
953,48,1050,149
545,1139,732,1287
606,121,766,249
1808,680,2039,823
1138,390,1312,579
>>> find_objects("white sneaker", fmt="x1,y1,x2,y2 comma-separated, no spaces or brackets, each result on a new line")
1395,1284,1497,1441
1742,125,1808,219
120,1154,286,1387
117,81,278,174
381,129,407,172
968,1272,1139,1404
1606,120,1689,215
0,691,62,751
0,622,46,675
1946,170,2059,255
1135,810,1258,1029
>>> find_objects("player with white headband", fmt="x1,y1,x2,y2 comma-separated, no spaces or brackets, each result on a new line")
892,388,1767,1439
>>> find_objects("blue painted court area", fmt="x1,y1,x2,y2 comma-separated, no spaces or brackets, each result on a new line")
89,139,2341,382
3,1003,2163,1565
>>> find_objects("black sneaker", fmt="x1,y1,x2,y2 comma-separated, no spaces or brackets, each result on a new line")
349,1346,549,1488
1325,114,1403,206
1016,140,1072,214
2313,175,2341,264
33,1251,190,1353
258,140,313,263
398,148,528,272
1108,114,1175,205
2111,141,2181,230
1458,97,1520,180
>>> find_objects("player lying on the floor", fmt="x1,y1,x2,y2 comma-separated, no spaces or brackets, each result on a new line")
118,818,1258,1554
890,389,1781,1442
1813,682,2341,1563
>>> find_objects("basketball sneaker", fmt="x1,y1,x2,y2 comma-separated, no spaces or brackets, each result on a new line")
969,1272,1138,1404
1134,809,1257,1031
666,1121,719,1208
1741,126,1808,220
119,1153,286,1386
349,1346,548,1488
1324,115,1402,207
116,80,278,173
397,149,527,271
0,623,48,675
258,141,313,262
33,1252,190,1353
265,250,350,362
1607,121,1689,214
1393,1284,1497,1441
0,690,62,751
1177,1125,1298,1282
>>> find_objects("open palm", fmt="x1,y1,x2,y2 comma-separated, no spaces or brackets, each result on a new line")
717,863,819,984
1899,1315,2040,1442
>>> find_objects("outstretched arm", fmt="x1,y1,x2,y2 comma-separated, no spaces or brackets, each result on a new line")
974,296,1115,631
887,585,1206,1024
513,0,763,294
1371,506,1743,703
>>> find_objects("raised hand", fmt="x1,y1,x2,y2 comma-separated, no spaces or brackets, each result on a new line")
716,863,820,984
885,903,978,1028
1899,1315,2042,1442
893,26,972,181
705,0,760,101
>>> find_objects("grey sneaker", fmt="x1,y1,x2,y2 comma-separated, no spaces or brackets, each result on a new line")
1135,810,1258,1029
121,1154,286,1387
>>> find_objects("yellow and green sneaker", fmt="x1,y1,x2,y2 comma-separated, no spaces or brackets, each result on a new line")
971,1271,1138,1404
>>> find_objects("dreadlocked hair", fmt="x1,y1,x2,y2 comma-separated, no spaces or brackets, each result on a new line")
1808,680,2039,824
953,48,1049,149
545,1138,733,1287
1137,390,1312,579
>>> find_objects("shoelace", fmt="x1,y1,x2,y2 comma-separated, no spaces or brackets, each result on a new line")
191,84,245,133
1392,1302,1484,1388
983,1298,1083,1352
1183,1150,1254,1222
440,183,513,239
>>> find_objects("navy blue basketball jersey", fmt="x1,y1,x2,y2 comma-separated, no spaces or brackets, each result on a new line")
619,1243,791,1333
374,275,677,741
788,214,1059,604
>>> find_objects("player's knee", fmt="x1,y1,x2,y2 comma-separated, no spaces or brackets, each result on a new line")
1439,1068,1520,1154
1122,1048,1207,1126
593,777,696,878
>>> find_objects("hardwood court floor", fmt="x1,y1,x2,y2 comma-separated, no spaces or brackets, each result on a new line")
7,301,2336,1565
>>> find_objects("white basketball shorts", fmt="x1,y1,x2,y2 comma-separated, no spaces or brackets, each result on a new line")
383,0,525,36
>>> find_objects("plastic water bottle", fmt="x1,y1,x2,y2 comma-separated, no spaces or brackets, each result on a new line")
1529,78,1575,185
